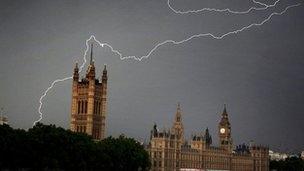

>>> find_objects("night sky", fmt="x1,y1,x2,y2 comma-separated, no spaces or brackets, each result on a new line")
0,0,303,153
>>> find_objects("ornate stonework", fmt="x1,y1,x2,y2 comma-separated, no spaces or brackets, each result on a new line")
148,104,269,171
70,44,108,140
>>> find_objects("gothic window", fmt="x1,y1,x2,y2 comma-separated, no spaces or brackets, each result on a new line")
98,102,101,115
96,101,99,115
97,102,99,114
85,101,88,113
78,101,81,114
96,101,98,114
80,101,82,114
93,101,96,114
81,101,84,113
102,102,104,114
94,101,97,114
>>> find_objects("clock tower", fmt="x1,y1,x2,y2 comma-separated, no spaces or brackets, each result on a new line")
172,103,184,143
218,104,233,152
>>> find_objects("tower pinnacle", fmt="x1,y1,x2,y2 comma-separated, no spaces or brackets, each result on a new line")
90,43,93,65
222,104,228,118
172,102,184,142
103,64,107,74
75,62,78,70
176,102,181,122
73,62,79,81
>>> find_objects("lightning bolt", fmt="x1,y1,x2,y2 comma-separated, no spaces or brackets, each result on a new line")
33,2,301,125
167,0,280,14
34,37,96,126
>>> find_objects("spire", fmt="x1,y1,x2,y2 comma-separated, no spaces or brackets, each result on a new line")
220,104,230,125
222,104,228,118
90,43,93,65
86,44,95,79
204,127,212,145
175,102,181,122
75,62,78,70
103,64,107,74
172,102,184,142
73,62,79,81
152,122,158,136
102,64,108,83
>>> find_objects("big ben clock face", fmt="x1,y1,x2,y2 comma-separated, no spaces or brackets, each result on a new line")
220,128,225,134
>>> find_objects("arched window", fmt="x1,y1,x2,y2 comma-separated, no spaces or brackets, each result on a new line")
94,101,96,114
95,101,97,114
85,101,88,113
78,101,81,114
98,102,100,115
99,102,102,114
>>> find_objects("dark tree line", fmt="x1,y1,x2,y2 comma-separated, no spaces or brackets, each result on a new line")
0,123,150,170
270,157,304,171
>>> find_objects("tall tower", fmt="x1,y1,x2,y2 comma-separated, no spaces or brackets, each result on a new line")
204,127,212,147
70,43,108,140
171,103,184,143
218,104,233,151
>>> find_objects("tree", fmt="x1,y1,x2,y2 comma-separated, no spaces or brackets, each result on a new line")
0,123,151,170
94,135,151,170
270,157,304,171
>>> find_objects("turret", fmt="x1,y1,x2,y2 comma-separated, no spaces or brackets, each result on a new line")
171,103,184,143
73,62,79,82
204,127,212,146
102,65,107,84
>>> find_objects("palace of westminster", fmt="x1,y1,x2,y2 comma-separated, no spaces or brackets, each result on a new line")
70,44,269,171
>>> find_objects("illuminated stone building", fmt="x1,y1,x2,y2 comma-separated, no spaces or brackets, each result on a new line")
70,44,108,140
148,104,269,171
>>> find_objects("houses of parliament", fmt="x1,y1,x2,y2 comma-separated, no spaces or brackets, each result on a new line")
147,103,269,171
69,44,269,170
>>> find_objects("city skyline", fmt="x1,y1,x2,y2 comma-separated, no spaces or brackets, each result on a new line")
0,0,303,153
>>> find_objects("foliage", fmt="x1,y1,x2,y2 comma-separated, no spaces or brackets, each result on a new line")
270,157,304,171
0,123,150,170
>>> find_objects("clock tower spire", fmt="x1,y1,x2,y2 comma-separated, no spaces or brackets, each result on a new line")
218,104,233,152
172,103,184,143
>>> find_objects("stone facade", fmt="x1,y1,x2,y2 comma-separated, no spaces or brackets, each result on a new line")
70,44,108,140
148,104,269,171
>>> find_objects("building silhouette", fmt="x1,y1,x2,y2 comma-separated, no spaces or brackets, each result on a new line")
148,104,269,171
70,44,108,140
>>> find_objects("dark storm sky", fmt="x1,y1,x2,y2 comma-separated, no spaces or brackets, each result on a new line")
0,0,303,153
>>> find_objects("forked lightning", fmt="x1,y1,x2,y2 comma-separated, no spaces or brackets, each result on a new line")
34,1,301,125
